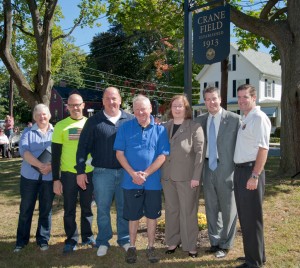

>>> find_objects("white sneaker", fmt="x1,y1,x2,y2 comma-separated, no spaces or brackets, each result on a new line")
122,243,130,252
97,245,108,256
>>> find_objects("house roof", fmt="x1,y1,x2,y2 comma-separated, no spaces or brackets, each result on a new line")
53,86,103,101
231,43,281,77
196,43,281,80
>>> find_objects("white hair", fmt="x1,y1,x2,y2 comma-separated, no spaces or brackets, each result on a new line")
132,95,151,109
33,104,51,120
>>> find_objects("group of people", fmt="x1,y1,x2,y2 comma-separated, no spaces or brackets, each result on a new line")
0,115,15,158
13,84,271,268
0,114,21,158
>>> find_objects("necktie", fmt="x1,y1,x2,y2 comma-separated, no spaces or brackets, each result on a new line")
209,116,217,171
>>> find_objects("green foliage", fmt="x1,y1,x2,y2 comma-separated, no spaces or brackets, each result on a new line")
0,69,31,123
274,127,281,138
270,137,280,143
0,0,106,106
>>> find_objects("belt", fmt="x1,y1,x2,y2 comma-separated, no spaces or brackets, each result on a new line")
235,161,255,168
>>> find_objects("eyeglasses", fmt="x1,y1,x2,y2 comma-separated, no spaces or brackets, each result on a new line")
134,188,145,198
172,105,184,109
67,103,83,108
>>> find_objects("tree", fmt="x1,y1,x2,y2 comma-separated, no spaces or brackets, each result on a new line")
0,0,105,108
106,1,201,104
229,1,299,174
88,24,158,80
0,67,32,124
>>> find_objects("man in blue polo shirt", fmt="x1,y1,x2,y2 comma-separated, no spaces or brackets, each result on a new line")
114,95,170,264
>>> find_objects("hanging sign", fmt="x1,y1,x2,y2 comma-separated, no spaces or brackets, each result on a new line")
193,4,230,64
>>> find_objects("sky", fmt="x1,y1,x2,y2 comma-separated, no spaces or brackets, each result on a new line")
59,1,270,55
59,1,110,53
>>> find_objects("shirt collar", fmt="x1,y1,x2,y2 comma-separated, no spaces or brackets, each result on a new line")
31,123,53,131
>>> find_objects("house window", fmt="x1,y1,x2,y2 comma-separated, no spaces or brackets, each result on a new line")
265,79,275,98
204,82,215,89
228,54,236,71
233,79,249,97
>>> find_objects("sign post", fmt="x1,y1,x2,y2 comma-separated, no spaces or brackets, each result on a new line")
184,1,230,104
193,4,230,65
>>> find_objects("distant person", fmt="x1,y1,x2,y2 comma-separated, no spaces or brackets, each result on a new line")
194,87,241,258
76,87,134,257
4,115,14,138
114,95,170,264
14,104,54,253
161,95,205,258
52,94,95,253
9,127,21,157
23,121,33,134
234,84,271,268
0,127,10,158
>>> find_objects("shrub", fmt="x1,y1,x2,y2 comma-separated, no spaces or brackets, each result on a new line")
157,213,207,231
270,137,280,143
274,127,281,138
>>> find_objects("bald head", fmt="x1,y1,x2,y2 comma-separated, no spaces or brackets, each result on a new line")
67,94,85,119
103,87,122,116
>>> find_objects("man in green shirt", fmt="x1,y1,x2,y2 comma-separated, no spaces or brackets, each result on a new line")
52,94,94,253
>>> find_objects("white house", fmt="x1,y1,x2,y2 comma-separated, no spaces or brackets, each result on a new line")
194,43,281,130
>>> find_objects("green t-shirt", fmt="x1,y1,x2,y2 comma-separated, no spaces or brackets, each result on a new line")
52,116,93,173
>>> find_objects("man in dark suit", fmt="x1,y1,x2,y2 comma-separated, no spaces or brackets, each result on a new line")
194,86,240,258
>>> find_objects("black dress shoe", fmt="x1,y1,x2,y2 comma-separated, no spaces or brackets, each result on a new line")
236,256,246,261
205,245,220,253
165,245,179,254
188,252,198,258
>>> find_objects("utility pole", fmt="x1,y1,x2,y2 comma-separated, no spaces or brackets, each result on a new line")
9,77,14,116
184,0,193,105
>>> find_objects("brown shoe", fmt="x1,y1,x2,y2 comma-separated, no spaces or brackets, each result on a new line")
126,247,137,264
146,247,159,263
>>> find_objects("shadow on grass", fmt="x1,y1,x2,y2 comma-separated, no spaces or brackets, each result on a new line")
0,240,243,268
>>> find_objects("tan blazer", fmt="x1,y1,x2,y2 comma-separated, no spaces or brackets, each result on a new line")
161,119,205,181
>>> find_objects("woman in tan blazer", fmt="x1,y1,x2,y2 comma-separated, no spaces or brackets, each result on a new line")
161,95,205,258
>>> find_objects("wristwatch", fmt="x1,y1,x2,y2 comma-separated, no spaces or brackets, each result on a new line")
251,173,259,180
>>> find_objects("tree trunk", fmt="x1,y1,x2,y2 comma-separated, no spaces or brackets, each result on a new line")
279,44,300,175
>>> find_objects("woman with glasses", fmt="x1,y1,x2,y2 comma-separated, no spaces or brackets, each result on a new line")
161,95,205,258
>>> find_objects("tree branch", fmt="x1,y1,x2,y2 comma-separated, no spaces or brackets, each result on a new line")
230,4,291,49
270,7,287,21
0,0,36,106
260,0,279,20
52,17,83,41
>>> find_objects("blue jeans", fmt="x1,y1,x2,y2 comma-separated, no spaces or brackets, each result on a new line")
16,176,54,247
92,168,129,247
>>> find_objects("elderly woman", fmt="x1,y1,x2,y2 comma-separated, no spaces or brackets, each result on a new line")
14,104,54,253
161,95,205,258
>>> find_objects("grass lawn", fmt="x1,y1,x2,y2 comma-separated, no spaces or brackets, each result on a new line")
0,157,299,268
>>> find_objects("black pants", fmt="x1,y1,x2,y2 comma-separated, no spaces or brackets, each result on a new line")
61,171,94,245
234,163,266,268
0,143,9,157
